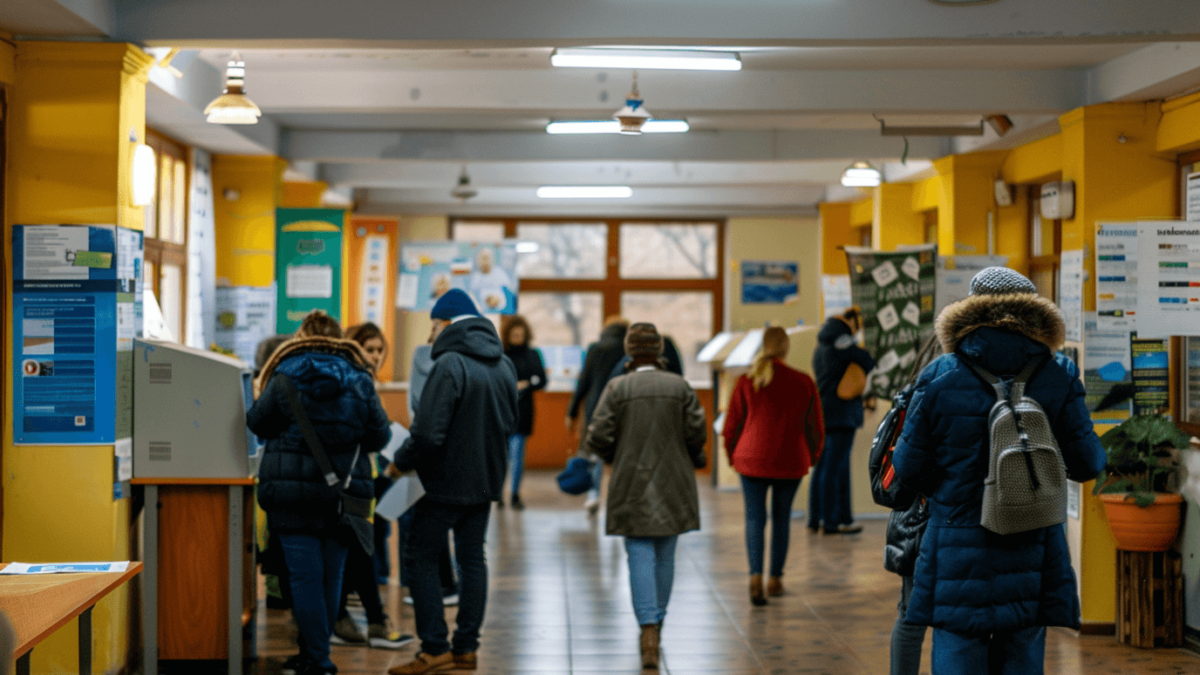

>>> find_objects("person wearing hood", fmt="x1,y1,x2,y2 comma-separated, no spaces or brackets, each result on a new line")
810,307,876,534
387,289,519,675
891,268,1105,674
501,315,548,509
567,316,631,515
248,311,389,675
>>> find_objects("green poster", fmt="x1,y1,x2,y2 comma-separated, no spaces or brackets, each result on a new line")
276,208,344,333
845,245,937,398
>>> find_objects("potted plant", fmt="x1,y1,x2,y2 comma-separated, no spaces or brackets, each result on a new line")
1092,414,1191,552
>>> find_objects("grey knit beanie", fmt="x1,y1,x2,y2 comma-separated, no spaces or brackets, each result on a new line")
969,267,1037,296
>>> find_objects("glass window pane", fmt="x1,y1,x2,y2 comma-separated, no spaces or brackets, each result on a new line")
620,291,714,382
453,222,505,242
619,223,717,279
517,292,602,390
160,264,184,342
516,223,608,279
158,154,173,241
170,158,187,244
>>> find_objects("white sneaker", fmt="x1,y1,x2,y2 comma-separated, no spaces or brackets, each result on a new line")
402,593,459,606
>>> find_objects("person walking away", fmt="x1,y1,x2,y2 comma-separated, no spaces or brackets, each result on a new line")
810,307,876,534
586,323,708,670
328,323,413,650
892,268,1105,674
502,315,548,509
248,311,389,675
722,327,823,606
608,334,685,378
567,316,630,515
387,289,518,675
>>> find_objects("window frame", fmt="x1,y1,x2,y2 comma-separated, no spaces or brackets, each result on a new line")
144,128,190,341
451,217,725,348
1028,185,1062,302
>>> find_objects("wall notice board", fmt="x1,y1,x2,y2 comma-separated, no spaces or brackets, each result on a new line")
275,208,345,333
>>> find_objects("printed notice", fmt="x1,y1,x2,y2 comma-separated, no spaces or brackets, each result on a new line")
1188,172,1200,222
1130,335,1170,415
1,561,130,575
1096,223,1139,332
1059,249,1085,342
286,265,334,299
1136,222,1200,338
1084,312,1132,423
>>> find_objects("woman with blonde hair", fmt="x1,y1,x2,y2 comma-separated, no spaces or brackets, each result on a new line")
722,326,824,606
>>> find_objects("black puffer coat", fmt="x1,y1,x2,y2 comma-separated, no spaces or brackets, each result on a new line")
505,345,548,436
248,337,389,535
884,500,930,577
569,323,629,424
812,317,877,430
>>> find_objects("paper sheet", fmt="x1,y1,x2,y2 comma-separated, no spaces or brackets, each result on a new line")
375,474,425,521
380,422,410,463
1059,249,1085,342
1,561,130,575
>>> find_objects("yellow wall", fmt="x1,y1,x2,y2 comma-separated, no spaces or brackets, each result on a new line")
0,41,15,86
4,42,154,675
213,155,286,287
726,217,822,332
1158,92,1200,155
820,202,855,278
280,180,328,208
848,197,873,228
872,183,925,250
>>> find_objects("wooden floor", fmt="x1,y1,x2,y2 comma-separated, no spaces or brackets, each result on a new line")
252,472,1200,675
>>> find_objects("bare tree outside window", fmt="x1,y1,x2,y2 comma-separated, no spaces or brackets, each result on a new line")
620,223,718,279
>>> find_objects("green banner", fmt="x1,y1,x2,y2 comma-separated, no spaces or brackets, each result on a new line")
276,208,344,333
845,245,937,398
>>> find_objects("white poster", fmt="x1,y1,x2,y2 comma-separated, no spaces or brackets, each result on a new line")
820,274,852,319
1095,222,1139,332
286,265,334,299
935,255,1008,316
360,235,390,324
1137,221,1200,338
215,286,278,366
1059,249,1085,342
1187,172,1200,222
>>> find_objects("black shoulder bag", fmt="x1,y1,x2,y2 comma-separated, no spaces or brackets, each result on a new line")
277,375,374,556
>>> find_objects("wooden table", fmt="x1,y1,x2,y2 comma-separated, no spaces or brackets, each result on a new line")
0,562,142,675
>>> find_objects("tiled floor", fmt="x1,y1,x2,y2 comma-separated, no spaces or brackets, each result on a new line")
253,472,1200,674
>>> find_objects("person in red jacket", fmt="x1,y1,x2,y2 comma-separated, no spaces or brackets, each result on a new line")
723,326,824,606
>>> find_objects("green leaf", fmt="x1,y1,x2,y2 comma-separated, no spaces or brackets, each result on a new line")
1132,491,1156,507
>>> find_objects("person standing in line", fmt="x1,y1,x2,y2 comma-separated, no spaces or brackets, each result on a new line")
248,311,389,675
586,323,708,670
387,289,518,675
809,307,876,535
567,316,630,516
328,323,413,650
501,315,547,510
892,268,1105,674
722,327,823,606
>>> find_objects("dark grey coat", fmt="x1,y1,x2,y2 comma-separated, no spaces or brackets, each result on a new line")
586,368,708,538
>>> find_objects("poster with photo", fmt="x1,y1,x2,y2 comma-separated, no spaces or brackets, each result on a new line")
397,241,520,314
1083,312,1133,424
741,260,799,305
844,245,937,399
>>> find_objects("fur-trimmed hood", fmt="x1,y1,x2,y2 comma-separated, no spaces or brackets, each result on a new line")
255,335,374,397
936,292,1065,354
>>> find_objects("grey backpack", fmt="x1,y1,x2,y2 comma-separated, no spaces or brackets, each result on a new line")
966,356,1068,535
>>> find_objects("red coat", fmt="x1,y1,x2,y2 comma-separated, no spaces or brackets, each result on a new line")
723,361,824,480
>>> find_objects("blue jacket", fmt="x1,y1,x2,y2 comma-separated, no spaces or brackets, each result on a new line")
248,337,389,535
812,317,877,430
892,293,1105,635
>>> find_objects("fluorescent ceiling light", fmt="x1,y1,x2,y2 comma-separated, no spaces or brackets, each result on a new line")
841,161,882,188
546,120,689,134
551,48,741,71
537,186,633,199
515,242,541,254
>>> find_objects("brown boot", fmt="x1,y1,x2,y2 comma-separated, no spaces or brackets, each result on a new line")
749,574,767,606
767,576,784,598
452,652,477,671
387,651,454,675
639,624,660,669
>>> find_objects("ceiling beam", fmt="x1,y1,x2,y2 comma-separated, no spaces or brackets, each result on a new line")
245,68,1081,116
2,0,113,37
115,0,1200,47
1086,42,1200,103
285,129,949,164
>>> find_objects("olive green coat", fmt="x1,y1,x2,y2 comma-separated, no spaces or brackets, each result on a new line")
585,368,708,537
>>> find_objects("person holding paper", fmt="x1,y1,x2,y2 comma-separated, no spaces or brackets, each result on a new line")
387,290,518,675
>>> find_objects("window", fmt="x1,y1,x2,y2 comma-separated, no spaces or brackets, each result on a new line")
452,219,724,384
144,129,190,342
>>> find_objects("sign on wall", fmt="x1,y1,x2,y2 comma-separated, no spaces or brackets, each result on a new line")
12,225,142,445
397,241,519,314
740,260,799,305
1136,221,1200,339
844,245,937,399
276,208,345,333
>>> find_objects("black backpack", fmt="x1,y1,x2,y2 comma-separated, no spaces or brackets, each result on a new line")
868,336,942,510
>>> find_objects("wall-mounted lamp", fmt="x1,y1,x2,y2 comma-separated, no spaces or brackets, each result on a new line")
130,129,157,207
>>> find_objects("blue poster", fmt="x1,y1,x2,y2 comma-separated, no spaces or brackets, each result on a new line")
741,260,799,305
12,225,139,445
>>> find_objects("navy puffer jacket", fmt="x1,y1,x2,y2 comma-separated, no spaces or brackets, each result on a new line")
892,292,1105,635
812,317,877,430
248,337,389,536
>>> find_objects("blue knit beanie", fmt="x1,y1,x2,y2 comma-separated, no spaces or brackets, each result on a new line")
431,288,482,320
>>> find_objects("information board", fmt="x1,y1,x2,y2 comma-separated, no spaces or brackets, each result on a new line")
276,208,344,332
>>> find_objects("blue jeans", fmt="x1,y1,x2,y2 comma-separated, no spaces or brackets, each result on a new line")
740,476,802,577
891,576,927,675
508,434,527,497
932,625,1046,675
808,429,856,530
279,533,349,672
623,536,678,626
403,499,491,656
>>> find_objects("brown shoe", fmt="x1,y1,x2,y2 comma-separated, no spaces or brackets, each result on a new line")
387,651,454,675
749,574,767,607
452,652,477,671
767,576,784,597
639,624,660,669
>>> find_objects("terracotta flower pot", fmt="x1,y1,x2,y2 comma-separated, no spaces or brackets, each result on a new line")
1099,493,1184,552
